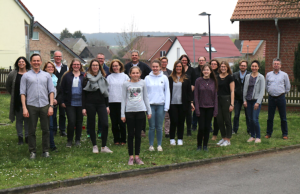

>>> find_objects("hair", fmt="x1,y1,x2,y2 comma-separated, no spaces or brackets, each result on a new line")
54,50,63,57
109,59,125,73
68,58,84,72
160,56,168,62
178,54,191,66
131,50,139,55
129,66,142,80
87,59,106,76
30,53,42,62
151,59,161,67
14,57,31,71
273,58,281,64
198,56,206,61
42,61,57,74
201,64,218,90
218,61,232,75
239,60,248,66
97,53,105,57
251,60,260,67
170,60,187,83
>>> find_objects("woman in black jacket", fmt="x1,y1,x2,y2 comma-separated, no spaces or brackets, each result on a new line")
168,60,194,146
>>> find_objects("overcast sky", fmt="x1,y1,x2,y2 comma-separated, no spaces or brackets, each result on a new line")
22,0,239,34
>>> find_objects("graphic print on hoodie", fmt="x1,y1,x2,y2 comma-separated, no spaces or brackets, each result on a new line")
128,87,142,102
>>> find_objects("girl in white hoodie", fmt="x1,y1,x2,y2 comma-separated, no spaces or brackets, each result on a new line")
145,60,170,151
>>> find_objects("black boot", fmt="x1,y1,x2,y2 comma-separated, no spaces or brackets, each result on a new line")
18,136,24,145
187,129,192,136
197,146,202,151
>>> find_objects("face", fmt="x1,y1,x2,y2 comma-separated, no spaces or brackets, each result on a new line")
151,62,161,75
18,59,26,69
175,63,183,74
54,51,62,64
131,52,139,63
220,64,228,73
210,61,218,70
112,62,121,73
97,54,105,65
198,57,206,66
202,66,211,77
130,68,141,81
251,62,259,73
273,61,281,71
72,61,81,72
91,61,100,74
31,56,42,70
45,63,55,74
181,57,188,67
161,59,168,69
239,62,247,72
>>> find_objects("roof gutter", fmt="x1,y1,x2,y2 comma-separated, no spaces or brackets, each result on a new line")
274,18,280,58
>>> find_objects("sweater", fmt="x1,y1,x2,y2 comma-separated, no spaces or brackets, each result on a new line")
107,72,129,103
145,71,170,111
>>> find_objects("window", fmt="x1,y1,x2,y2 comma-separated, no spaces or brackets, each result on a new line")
50,51,55,61
30,50,40,57
32,31,39,40
205,47,217,52
177,48,180,59
160,50,166,57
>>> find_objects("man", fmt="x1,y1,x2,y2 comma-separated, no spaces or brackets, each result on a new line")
20,54,55,159
124,50,151,137
53,51,67,136
265,58,291,139
160,56,172,138
233,60,250,134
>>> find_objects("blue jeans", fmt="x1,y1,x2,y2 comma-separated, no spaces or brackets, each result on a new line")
53,105,66,133
148,105,164,146
267,95,288,137
246,100,261,138
233,99,250,133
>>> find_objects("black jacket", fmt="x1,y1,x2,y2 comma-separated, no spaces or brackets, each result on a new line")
168,76,193,112
124,61,151,79
194,65,203,80
233,71,250,101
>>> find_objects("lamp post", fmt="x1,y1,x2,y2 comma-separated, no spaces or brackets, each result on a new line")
199,12,211,61
193,35,202,67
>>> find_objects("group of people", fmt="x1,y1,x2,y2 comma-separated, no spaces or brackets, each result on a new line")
6,49,291,165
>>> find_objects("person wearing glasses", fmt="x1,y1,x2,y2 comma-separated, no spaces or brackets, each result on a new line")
265,58,291,140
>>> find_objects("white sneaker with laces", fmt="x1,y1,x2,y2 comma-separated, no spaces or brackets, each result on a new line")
157,145,163,151
217,139,225,146
220,140,231,147
93,145,99,153
149,146,155,151
101,146,113,153
170,139,176,145
177,139,183,145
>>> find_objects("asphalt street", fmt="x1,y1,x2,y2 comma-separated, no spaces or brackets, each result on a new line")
35,149,300,194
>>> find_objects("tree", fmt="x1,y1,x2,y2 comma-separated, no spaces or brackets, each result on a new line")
293,42,300,84
87,38,108,47
60,28,72,41
73,31,87,42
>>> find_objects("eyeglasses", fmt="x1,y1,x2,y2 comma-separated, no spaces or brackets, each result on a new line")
73,64,81,66
97,58,104,60
91,65,99,67
54,56,62,58
199,60,205,62
181,60,188,62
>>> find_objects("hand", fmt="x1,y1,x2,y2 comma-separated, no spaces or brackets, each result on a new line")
48,107,53,116
147,114,152,120
229,105,234,112
23,107,29,117
53,99,57,105
82,109,87,116
106,107,110,114
254,103,259,110
243,101,247,108
121,117,126,123
191,103,195,111
61,103,66,108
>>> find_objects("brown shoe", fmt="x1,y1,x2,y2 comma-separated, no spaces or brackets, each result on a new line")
283,136,288,140
264,135,271,139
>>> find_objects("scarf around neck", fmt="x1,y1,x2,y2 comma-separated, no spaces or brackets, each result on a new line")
83,71,109,97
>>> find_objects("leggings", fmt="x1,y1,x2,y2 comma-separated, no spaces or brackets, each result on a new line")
109,103,126,143
197,108,214,147
217,95,232,139
169,104,186,139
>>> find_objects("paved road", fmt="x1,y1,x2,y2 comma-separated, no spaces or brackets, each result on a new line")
35,149,300,194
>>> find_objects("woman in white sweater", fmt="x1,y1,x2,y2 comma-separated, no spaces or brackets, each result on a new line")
107,59,129,145
145,60,170,151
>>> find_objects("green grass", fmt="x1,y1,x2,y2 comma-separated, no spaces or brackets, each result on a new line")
0,93,300,189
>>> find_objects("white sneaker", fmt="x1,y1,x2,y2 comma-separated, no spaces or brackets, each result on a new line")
93,145,99,153
170,139,176,145
177,139,183,145
157,145,163,151
217,139,225,146
101,146,113,153
220,140,231,147
149,146,155,151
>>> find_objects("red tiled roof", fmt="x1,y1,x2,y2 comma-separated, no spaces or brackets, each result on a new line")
177,36,242,62
241,40,261,53
18,0,33,17
231,0,300,21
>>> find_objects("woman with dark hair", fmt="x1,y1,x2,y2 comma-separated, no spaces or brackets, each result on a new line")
6,57,31,145
178,54,196,136
60,58,85,148
168,60,194,146
82,59,112,153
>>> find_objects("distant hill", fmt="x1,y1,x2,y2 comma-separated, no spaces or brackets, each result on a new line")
53,32,236,46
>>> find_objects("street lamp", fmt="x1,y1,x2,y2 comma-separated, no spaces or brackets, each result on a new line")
193,35,202,67
199,12,212,61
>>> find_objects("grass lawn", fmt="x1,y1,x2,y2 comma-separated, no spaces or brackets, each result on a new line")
0,94,300,190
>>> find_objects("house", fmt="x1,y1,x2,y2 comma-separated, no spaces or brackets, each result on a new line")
122,36,174,66
240,40,266,61
62,38,88,55
30,21,85,67
231,0,300,78
0,0,34,69
166,36,242,70
79,46,113,63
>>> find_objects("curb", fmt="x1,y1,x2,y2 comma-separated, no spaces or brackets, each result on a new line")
1,144,300,194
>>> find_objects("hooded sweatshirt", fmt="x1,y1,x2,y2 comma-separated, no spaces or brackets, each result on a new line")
145,71,170,111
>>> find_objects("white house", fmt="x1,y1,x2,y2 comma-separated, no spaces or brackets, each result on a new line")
166,39,186,70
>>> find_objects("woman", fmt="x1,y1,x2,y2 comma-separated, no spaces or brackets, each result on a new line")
43,61,58,151
194,64,218,151
82,59,112,153
216,61,234,147
178,54,196,136
121,66,152,165
168,60,194,146
60,58,84,148
243,60,265,143
210,59,221,141
145,60,170,151
6,57,30,145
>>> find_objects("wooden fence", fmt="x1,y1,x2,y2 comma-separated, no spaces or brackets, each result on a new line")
0,69,11,90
